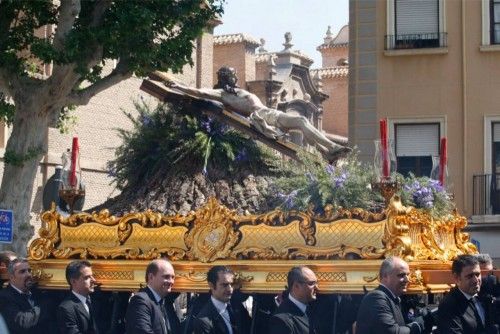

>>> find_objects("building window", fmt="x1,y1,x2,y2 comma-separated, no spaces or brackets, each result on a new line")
482,0,500,46
386,0,447,50
492,0,500,44
395,123,440,177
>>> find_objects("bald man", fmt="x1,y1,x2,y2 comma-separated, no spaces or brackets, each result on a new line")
125,259,181,334
355,257,424,334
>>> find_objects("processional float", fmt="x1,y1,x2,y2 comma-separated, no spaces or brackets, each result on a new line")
25,73,477,295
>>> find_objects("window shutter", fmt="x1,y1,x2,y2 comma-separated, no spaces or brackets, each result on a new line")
493,123,500,142
396,124,439,157
395,0,439,35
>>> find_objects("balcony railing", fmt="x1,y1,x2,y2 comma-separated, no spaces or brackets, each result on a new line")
385,32,447,50
472,174,500,215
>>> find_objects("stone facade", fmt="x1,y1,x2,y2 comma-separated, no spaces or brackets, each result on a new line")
312,25,349,137
349,0,500,261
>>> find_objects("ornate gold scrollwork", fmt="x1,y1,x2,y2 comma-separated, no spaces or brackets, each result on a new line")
178,270,207,282
363,274,379,283
184,198,240,262
234,272,254,283
409,268,424,287
30,265,53,281
29,197,477,265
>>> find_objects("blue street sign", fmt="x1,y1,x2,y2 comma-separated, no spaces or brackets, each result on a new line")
0,209,13,244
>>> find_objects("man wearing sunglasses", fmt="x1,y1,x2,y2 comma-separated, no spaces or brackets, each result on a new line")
355,257,425,334
268,266,319,334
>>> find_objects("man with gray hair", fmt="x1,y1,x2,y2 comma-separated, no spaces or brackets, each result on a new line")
0,258,54,334
355,257,425,334
476,254,494,271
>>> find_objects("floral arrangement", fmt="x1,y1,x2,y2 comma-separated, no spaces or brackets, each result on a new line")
108,100,455,219
269,149,380,212
269,149,455,219
398,173,454,218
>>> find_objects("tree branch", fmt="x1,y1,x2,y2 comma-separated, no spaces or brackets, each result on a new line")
88,0,112,28
66,67,132,106
53,0,81,51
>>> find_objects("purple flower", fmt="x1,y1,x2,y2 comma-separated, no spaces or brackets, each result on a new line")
333,172,349,188
278,190,298,210
325,164,335,175
236,148,248,162
428,179,444,193
411,184,434,209
140,114,153,127
200,116,229,136
200,119,212,133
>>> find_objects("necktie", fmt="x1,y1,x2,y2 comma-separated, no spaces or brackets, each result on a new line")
86,297,97,334
160,299,171,334
305,306,316,334
469,297,485,327
23,293,35,307
227,303,236,334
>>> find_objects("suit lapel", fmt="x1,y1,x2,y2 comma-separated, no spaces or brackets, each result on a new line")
283,298,311,332
377,285,405,325
8,285,33,310
141,288,168,334
209,300,230,334
70,293,91,322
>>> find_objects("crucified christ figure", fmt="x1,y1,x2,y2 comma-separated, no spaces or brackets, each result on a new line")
165,66,351,160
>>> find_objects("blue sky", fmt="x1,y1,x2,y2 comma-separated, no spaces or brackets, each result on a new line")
215,0,349,68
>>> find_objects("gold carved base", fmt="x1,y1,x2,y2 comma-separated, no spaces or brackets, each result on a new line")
28,197,477,294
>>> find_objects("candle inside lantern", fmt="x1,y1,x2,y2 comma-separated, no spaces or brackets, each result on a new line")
439,137,447,186
379,119,389,178
69,136,79,188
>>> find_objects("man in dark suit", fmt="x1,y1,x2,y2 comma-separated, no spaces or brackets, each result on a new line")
355,257,424,334
268,266,319,334
0,257,54,334
193,265,249,334
125,258,180,334
437,254,499,334
57,260,99,334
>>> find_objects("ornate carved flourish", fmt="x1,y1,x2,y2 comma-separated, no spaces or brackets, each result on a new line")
184,198,240,262
178,270,207,282
30,266,53,280
29,197,476,264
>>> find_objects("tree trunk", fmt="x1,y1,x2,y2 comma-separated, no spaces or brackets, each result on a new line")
0,97,50,255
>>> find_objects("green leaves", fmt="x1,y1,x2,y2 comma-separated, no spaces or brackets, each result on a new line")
270,149,380,212
0,94,15,125
0,0,223,78
4,147,44,167
108,99,275,190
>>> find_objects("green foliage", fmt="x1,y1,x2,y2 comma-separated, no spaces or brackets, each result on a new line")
4,147,44,166
108,100,276,190
0,0,224,78
56,105,78,134
269,151,455,219
0,93,15,125
269,150,380,212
